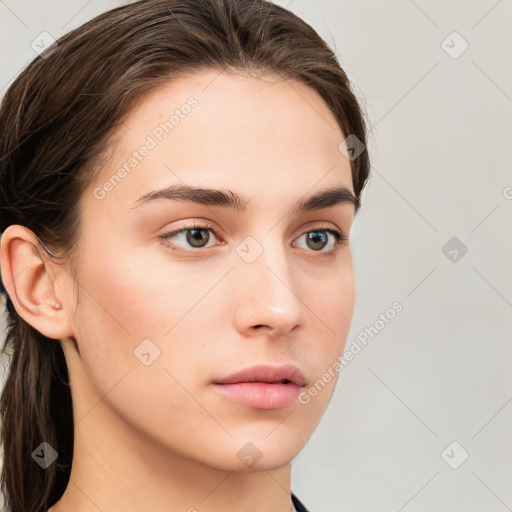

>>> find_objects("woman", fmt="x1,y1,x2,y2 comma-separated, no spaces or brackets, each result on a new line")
0,0,370,510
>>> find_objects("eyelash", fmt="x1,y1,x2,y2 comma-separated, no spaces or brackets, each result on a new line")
157,221,349,258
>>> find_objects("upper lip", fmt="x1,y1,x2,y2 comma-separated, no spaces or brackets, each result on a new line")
213,364,306,387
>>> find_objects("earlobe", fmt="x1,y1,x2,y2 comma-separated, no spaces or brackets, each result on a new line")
0,224,73,340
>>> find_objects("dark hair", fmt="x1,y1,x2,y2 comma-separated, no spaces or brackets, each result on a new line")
0,0,370,510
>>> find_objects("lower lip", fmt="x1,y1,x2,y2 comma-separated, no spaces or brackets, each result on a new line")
212,382,303,409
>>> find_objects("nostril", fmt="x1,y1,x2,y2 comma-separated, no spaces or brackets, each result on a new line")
253,324,270,330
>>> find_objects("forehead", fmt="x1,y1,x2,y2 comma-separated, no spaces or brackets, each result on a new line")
84,70,353,216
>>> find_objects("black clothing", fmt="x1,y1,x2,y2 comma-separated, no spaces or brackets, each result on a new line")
291,492,310,512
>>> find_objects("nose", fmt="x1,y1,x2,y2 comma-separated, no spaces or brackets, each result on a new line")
231,238,308,340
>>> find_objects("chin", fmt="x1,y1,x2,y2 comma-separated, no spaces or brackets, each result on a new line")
204,431,306,473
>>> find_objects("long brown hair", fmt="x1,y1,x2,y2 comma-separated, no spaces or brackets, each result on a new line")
0,1,370,510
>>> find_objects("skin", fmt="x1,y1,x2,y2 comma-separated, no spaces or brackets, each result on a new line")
0,70,357,512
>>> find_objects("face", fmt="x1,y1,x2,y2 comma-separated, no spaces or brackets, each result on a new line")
64,70,357,471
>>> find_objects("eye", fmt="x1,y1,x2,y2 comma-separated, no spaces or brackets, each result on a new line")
293,228,348,254
157,221,220,253
157,222,348,255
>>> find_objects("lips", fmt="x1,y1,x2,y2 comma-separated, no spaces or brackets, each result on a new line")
212,364,308,409
213,364,307,387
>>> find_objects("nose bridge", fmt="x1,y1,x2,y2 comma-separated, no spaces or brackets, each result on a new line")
231,232,307,334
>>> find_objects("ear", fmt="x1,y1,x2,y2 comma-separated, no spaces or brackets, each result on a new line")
0,224,74,340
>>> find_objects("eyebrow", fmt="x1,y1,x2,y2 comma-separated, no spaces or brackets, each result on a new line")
132,183,359,214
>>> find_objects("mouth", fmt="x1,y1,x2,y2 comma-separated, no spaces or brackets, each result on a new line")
213,363,306,386
211,364,307,409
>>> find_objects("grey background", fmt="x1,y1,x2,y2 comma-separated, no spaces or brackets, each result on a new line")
1,1,511,511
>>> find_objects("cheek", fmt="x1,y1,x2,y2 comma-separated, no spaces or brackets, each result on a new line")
71,244,219,388
298,261,355,389
70,254,217,442
307,258,356,338
75,243,196,339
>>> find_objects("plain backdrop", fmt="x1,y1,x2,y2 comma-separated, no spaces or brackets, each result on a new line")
0,1,511,511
